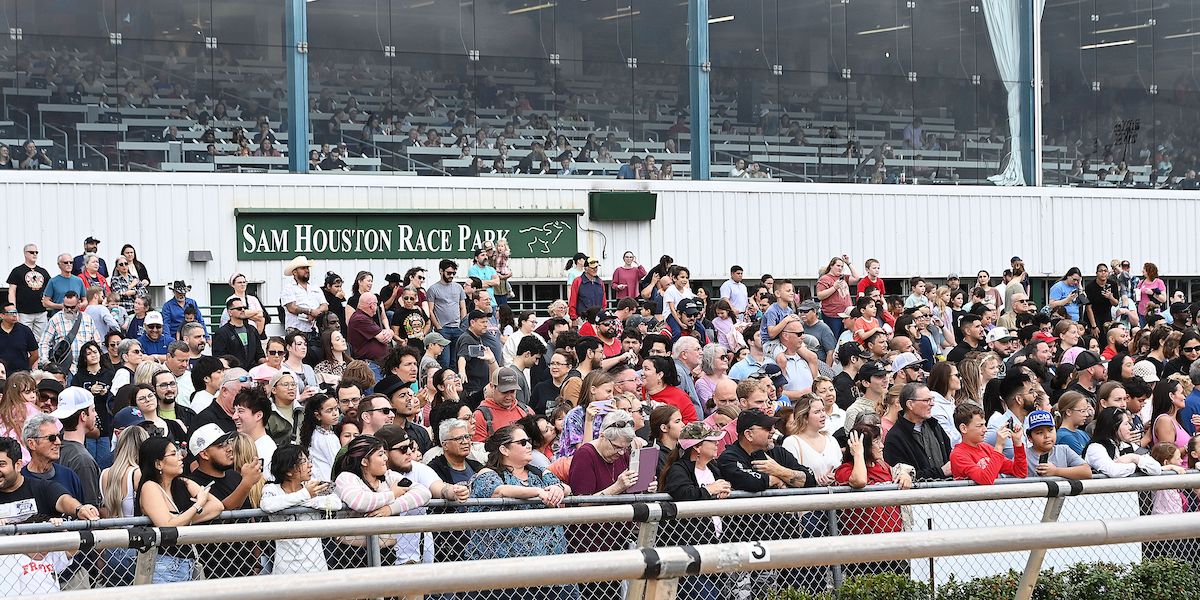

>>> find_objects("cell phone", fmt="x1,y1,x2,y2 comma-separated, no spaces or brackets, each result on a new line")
1007,417,1015,430
467,344,486,359
257,458,264,469
593,400,613,414
398,478,413,487
1038,453,1049,465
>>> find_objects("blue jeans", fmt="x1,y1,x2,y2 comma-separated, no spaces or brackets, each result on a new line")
87,437,113,471
822,314,845,339
438,326,463,368
153,554,193,583
102,548,136,587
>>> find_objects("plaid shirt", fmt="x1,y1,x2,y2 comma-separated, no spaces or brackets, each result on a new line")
38,310,101,374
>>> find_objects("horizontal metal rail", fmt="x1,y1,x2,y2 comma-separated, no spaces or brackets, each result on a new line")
48,512,1200,600
1,473,1194,556
0,471,1148,536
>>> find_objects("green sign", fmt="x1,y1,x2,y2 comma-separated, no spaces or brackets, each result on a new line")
236,210,580,260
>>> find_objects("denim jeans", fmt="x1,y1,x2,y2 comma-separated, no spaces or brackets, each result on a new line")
102,547,136,587
438,326,463,368
86,437,113,471
153,554,193,583
821,314,845,339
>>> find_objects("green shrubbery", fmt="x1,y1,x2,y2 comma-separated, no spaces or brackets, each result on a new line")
769,558,1198,600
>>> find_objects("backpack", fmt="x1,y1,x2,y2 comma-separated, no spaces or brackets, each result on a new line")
477,402,534,437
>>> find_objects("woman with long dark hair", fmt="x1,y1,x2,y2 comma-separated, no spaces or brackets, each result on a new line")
332,435,432,568
642,355,698,423
1150,379,1190,459
135,436,223,582
1085,407,1178,477
465,424,574,599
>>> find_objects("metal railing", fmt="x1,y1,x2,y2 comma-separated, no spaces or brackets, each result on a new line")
4,473,1198,598
46,513,1200,600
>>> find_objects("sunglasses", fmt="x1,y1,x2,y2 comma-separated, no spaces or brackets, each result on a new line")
1185,346,1200,353
365,407,396,415
145,324,163,329
267,350,286,356
31,434,62,443
605,420,633,430
389,443,415,453
506,438,533,447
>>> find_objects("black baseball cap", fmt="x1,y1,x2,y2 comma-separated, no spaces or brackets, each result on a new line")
837,342,871,366
677,298,703,316
856,361,891,381
467,309,492,322
736,409,778,435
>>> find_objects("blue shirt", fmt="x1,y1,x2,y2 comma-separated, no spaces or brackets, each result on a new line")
138,333,172,357
760,303,794,345
468,264,498,305
729,354,764,381
1181,389,1200,436
1056,427,1090,456
1049,281,1081,321
161,297,208,340
616,164,637,179
43,274,86,306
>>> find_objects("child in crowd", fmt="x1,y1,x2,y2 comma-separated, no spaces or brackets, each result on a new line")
105,292,129,331
1150,442,1189,515
1025,410,1092,479
950,403,1027,485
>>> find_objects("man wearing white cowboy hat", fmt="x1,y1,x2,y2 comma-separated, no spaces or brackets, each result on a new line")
281,256,328,363
160,279,207,341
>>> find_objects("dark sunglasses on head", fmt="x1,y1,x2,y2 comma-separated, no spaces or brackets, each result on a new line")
605,420,633,430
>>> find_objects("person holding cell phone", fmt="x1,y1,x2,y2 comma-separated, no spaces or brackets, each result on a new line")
1024,410,1091,479
260,444,342,574
135,436,224,583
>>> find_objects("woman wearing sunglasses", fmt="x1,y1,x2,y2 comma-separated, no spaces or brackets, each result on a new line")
465,424,575,600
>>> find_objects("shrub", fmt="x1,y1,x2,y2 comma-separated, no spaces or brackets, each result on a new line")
937,570,1019,600
837,573,930,600
1122,557,1200,600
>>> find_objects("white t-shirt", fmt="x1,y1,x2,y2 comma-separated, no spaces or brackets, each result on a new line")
391,462,440,564
255,434,278,481
279,280,325,332
693,466,723,536
191,390,216,414
0,552,67,596
662,285,694,316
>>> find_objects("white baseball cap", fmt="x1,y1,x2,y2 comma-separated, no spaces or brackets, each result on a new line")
49,388,94,420
189,423,234,455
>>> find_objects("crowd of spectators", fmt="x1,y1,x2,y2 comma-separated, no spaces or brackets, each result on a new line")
1,233,1199,593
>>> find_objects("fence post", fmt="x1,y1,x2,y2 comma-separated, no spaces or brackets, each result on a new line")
1014,495,1066,600
366,534,382,568
624,516,661,600
824,509,844,591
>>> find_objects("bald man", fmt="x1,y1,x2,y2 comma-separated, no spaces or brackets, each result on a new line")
348,292,395,364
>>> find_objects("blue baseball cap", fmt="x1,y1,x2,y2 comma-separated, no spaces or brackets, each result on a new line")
1027,410,1054,431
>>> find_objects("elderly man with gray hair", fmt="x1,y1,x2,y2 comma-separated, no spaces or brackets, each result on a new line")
672,336,704,419
21,412,96,519
428,417,484,484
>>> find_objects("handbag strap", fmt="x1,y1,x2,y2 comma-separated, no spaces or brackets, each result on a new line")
63,312,84,347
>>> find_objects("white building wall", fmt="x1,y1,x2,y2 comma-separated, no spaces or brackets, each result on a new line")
3,171,1197,306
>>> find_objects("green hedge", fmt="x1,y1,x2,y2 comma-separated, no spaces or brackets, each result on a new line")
768,558,1199,600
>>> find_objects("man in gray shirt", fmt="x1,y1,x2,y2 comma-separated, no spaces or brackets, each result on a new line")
52,388,102,507
797,299,836,365
426,259,467,368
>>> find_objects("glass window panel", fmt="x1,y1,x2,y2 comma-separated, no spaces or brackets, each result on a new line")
212,0,282,48
114,0,207,43
708,0,777,70
475,1,554,60
392,0,473,57
846,0,908,77
309,0,391,52
17,0,111,39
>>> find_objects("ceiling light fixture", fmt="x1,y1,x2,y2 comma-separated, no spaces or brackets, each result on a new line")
509,2,555,15
1079,39,1135,49
708,15,735,24
857,24,910,36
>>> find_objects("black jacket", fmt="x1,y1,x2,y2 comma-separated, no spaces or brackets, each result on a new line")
882,412,953,481
714,442,813,542
660,456,724,544
212,322,265,369
427,454,484,484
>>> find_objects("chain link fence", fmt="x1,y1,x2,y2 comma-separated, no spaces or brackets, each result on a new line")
6,476,1200,597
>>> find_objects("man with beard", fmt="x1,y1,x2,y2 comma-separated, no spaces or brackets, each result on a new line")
181,322,208,363
188,424,264,578
1100,324,1130,362
984,371,1039,458
427,260,468,369
375,425,469,565
152,367,196,432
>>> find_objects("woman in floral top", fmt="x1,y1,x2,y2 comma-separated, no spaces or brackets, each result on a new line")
467,424,577,599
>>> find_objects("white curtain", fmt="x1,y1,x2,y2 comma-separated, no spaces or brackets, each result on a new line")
982,0,1044,186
